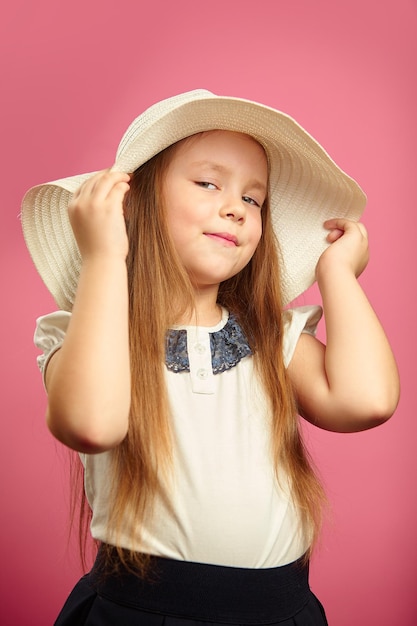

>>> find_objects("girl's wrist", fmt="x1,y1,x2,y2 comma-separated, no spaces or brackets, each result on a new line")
80,253,129,270
315,260,361,305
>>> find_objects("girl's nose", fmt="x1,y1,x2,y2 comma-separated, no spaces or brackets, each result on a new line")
220,196,246,222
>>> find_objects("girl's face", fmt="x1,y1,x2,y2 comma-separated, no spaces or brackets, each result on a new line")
163,130,268,291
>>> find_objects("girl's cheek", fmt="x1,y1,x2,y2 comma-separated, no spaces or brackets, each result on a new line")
255,221,263,244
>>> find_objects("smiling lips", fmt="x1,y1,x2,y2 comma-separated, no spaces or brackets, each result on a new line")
204,232,238,246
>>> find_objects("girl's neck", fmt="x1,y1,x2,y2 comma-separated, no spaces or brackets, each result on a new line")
174,288,222,327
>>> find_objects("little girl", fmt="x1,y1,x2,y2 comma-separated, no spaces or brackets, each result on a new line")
22,89,399,625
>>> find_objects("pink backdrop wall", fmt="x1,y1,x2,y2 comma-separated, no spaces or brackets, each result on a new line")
1,1,416,624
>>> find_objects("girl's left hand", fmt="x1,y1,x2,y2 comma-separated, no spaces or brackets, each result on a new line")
317,218,369,279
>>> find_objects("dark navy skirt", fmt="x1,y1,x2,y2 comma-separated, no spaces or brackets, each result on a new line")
54,548,328,625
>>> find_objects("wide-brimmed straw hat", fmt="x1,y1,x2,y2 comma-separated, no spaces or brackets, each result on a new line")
22,89,366,310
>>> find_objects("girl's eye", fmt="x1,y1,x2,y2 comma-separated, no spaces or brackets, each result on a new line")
242,195,261,208
196,181,217,190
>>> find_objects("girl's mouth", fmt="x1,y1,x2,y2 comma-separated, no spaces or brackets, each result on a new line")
204,232,238,246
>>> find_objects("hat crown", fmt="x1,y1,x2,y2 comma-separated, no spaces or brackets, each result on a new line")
116,90,215,161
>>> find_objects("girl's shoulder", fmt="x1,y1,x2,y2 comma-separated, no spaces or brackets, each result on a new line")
282,306,322,367
34,310,72,382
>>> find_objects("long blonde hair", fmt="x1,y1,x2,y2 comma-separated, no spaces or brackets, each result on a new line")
77,136,325,574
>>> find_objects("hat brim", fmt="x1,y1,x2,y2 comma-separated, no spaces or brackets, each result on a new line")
22,91,366,310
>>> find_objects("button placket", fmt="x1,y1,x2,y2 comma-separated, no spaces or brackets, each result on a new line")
186,328,214,394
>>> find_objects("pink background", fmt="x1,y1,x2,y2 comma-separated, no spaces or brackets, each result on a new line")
1,1,416,624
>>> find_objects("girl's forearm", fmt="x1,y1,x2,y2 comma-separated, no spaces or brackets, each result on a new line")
318,265,400,424
46,256,131,453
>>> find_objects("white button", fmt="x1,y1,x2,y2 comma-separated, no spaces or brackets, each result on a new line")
194,342,206,354
196,368,209,380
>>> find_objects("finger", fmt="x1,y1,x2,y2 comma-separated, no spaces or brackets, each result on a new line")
89,170,130,198
74,170,130,203
73,170,109,195
326,228,344,243
107,181,131,205
356,222,368,237
323,218,350,231
323,218,367,233
323,219,369,252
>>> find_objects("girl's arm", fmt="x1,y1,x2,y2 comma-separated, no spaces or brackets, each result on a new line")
44,170,132,453
287,218,400,432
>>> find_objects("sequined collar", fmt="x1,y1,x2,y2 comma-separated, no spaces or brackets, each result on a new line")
165,313,252,374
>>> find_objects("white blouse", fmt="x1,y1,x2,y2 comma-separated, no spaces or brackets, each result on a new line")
34,305,322,568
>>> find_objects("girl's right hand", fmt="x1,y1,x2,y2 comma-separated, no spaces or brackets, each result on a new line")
68,169,131,261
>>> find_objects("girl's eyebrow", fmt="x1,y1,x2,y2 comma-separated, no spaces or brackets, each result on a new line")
191,160,267,194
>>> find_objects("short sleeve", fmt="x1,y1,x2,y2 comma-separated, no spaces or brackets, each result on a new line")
282,305,323,368
34,311,72,383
